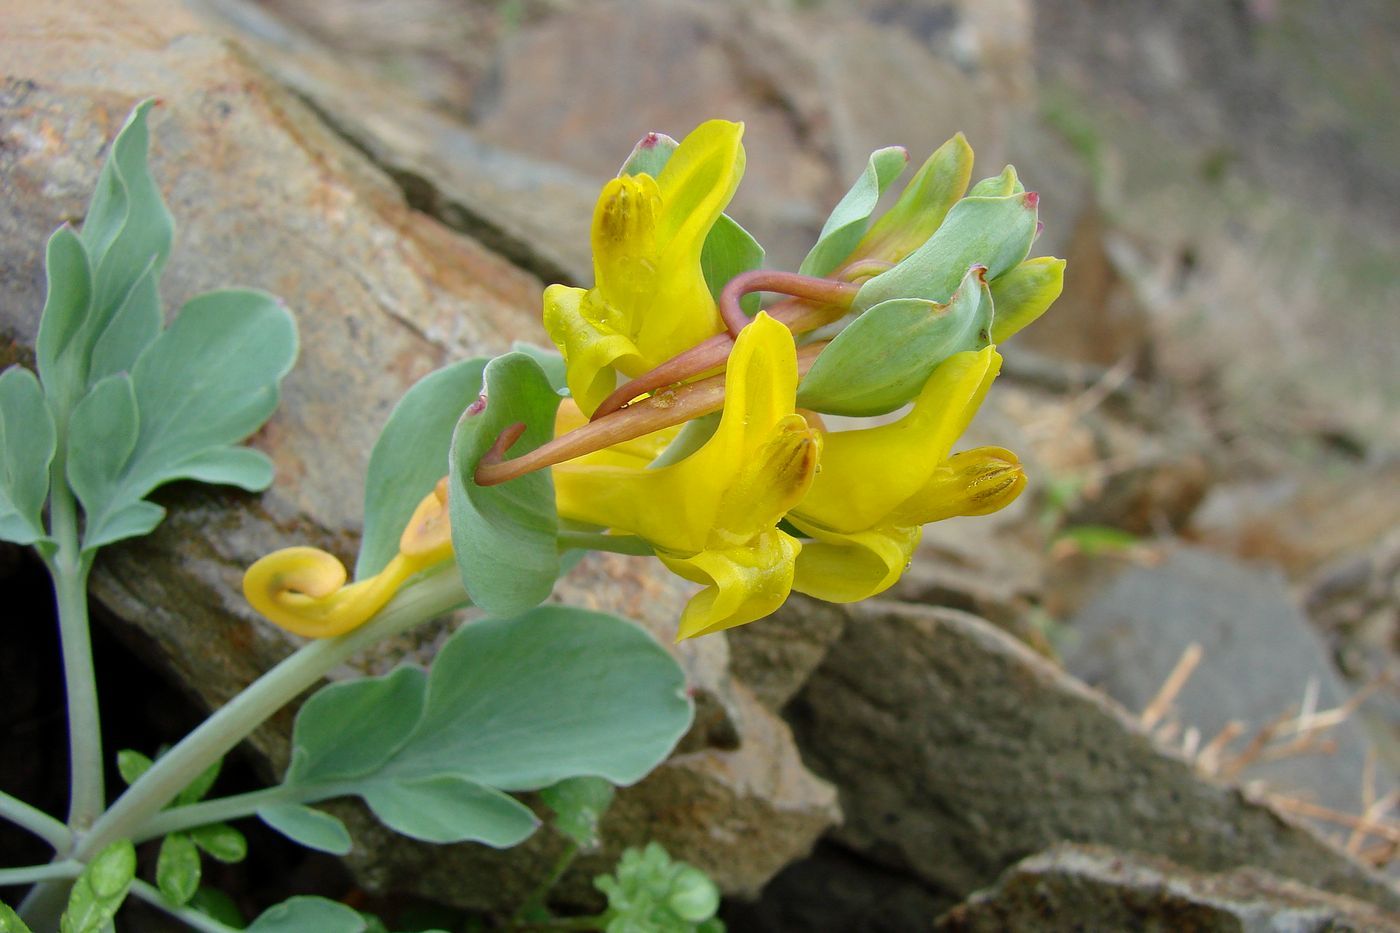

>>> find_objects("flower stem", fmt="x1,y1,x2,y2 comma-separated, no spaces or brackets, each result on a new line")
0,790,71,852
45,463,103,836
0,861,82,887
718,269,860,338
511,840,581,925
128,879,241,933
557,532,654,556
20,565,468,927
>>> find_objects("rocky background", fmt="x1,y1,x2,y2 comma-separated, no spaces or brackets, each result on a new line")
2,0,1398,929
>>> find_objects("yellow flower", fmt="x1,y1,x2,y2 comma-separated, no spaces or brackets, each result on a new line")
788,346,1025,603
244,479,453,638
553,313,819,640
545,120,745,414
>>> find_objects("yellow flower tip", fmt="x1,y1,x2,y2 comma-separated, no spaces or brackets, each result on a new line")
398,477,453,561
901,446,1027,525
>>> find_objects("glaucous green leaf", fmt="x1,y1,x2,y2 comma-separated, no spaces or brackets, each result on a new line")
799,264,994,416
854,133,973,266
34,225,94,405
541,775,615,850
448,353,561,616
356,357,487,580
247,897,367,933
967,164,1024,198
0,366,56,546
88,256,161,385
76,289,296,551
287,666,427,785
700,214,765,316
257,803,352,856
799,146,909,278
116,749,153,786
189,888,245,929
360,775,538,846
618,132,679,178
191,823,247,863
66,371,140,533
0,901,33,933
156,832,201,906
78,100,173,342
510,342,567,394
279,608,690,848
988,257,1065,343
60,839,135,933
853,191,1039,313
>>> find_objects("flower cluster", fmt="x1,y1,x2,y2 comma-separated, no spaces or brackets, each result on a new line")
245,119,1063,642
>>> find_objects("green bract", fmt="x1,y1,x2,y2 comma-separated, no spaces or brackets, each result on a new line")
595,842,724,933
448,352,563,616
799,145,909,278
797,263,994,416
264,606,691,852
542,775,616,851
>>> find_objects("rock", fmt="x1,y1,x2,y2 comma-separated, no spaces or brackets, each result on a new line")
937,843,1400,932
0,0,836,908
1062,546,1391,817
779,600,1396,910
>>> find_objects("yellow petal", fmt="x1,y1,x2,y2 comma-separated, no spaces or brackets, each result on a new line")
789,521,920,603
591,174,664,309
662,528,800,640
554,312,809,554
891,446,1027,526
652,120,746,265
244,547,410,639
543,284,642,415
795,346,1002,534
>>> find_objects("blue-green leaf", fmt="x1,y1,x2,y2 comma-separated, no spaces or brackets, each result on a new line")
279,608,690,849
60,839,135,933
66,372,140,530
247,897,366,933
853,191,1039,313
357,358,487,580
510,342,567,394
34,225,94,404
88,256,161,384
79,100,173,340
76,289,296,551
799,264,994,416
156,832,201,906
360,775,538,846
257,803,352,856
799,146,909,278
701,214,765,316
0,367,56,546
447,353,561,616
287,665,427,785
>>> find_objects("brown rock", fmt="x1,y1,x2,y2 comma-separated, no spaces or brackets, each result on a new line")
784,600,1397,909
938,844,1400,932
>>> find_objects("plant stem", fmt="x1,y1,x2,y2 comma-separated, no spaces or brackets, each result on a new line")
45,469,104,836
511,840,580,924
0,790,71,852
0,861,82,887
128,879,241,933
133,785,294,843
20,565,468,928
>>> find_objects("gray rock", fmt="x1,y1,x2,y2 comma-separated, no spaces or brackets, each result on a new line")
1063,546,1390,817
938,843,1400,932
783,600,1396,909
0,0,837,906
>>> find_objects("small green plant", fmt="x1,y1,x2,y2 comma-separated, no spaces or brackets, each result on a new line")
2,100,1063,930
